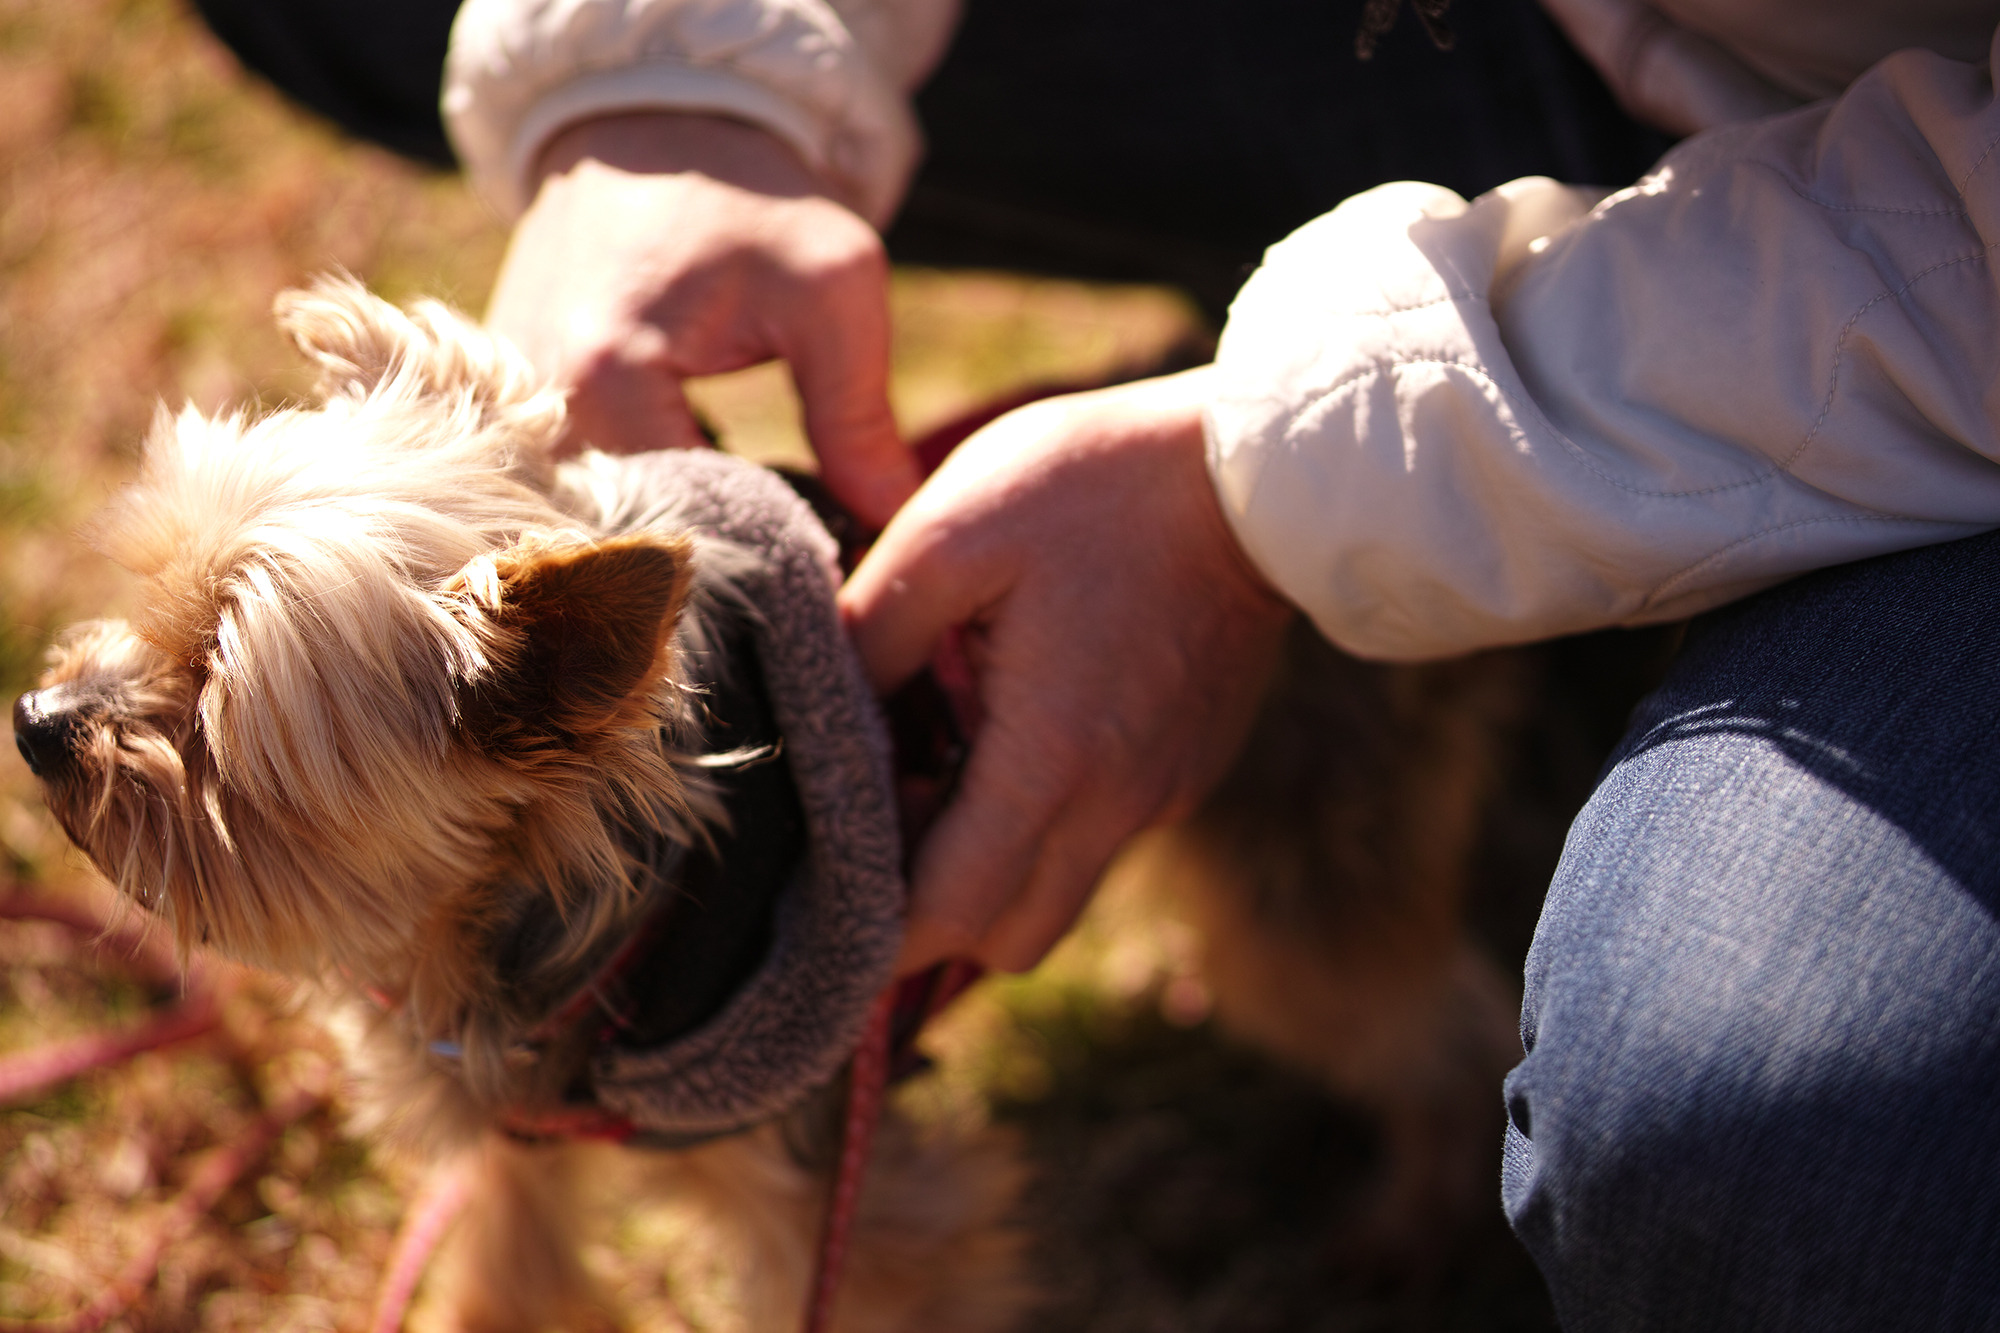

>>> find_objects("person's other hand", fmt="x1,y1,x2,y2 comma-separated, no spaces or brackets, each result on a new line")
840,368,1295,973
485,112,918,528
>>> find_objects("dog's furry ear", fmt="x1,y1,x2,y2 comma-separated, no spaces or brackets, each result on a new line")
273,273,562,446
450,533,696,751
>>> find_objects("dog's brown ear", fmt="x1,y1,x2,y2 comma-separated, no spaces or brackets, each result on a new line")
450,533,695,751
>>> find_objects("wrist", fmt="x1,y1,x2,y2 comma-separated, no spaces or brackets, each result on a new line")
1117,367,1292,619
533,111,835,202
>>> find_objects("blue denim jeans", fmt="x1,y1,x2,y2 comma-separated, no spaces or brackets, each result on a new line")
1503,530,2000,1329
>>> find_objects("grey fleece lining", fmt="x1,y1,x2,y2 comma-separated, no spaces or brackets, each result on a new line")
558,448,905,1138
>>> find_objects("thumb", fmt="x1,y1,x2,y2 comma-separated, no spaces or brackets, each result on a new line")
840,495,1000,698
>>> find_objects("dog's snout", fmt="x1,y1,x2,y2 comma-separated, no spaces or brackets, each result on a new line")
13,690,84,778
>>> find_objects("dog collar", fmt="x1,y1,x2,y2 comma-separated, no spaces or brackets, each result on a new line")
487,456,983,1145
512,449,909,1143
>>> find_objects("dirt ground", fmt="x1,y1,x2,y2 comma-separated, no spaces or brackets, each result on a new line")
0,1,1560,1328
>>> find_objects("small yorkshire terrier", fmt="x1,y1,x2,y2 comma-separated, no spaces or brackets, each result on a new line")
14,277,1651,1328
13,277,1026,1332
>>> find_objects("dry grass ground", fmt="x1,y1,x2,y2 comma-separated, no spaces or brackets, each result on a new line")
0,1,1557,1329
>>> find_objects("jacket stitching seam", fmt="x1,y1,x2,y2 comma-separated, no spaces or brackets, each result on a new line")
1956,129,2000,193
1777,245,1995,473
1784,184,1966,217
1346,290,1489,319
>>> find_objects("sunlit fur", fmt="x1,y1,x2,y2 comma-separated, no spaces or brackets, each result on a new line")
35,278,727,1100
29,277,1032,1332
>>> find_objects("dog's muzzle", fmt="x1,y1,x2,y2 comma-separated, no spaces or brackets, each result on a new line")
14,688,85,778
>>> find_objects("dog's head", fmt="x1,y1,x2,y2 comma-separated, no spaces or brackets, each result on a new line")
13,278,703,993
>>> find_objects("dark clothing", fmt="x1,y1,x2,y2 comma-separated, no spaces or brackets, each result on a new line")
191,0,1671,318
191,0,460,166
893,0,1672,314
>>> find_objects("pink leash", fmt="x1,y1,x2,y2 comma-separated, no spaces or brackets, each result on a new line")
802,955,985,1333
799,406,1001,1332
801,624,985,1333
804,985,896,1333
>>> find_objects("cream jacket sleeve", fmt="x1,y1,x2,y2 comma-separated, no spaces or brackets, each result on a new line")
443,0,959,224
1207,29,2000,662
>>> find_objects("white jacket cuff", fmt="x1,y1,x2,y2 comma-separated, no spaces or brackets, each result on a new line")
444,0,931,225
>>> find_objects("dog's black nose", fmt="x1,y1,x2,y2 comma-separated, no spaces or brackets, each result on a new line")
14,690,82,778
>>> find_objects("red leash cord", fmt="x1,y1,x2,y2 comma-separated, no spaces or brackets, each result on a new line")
805,986,896,1333
803,960,986,1333
369,1156,475,1333
799,407,1000,1332
802,626,985,1333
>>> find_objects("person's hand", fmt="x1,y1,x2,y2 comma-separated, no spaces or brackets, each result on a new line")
485,112,918,527
840,368,1296,973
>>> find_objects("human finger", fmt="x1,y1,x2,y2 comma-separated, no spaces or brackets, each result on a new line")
894,708,1075,973
967,775,1163,973
840,481,1005,697
775,235,917,528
